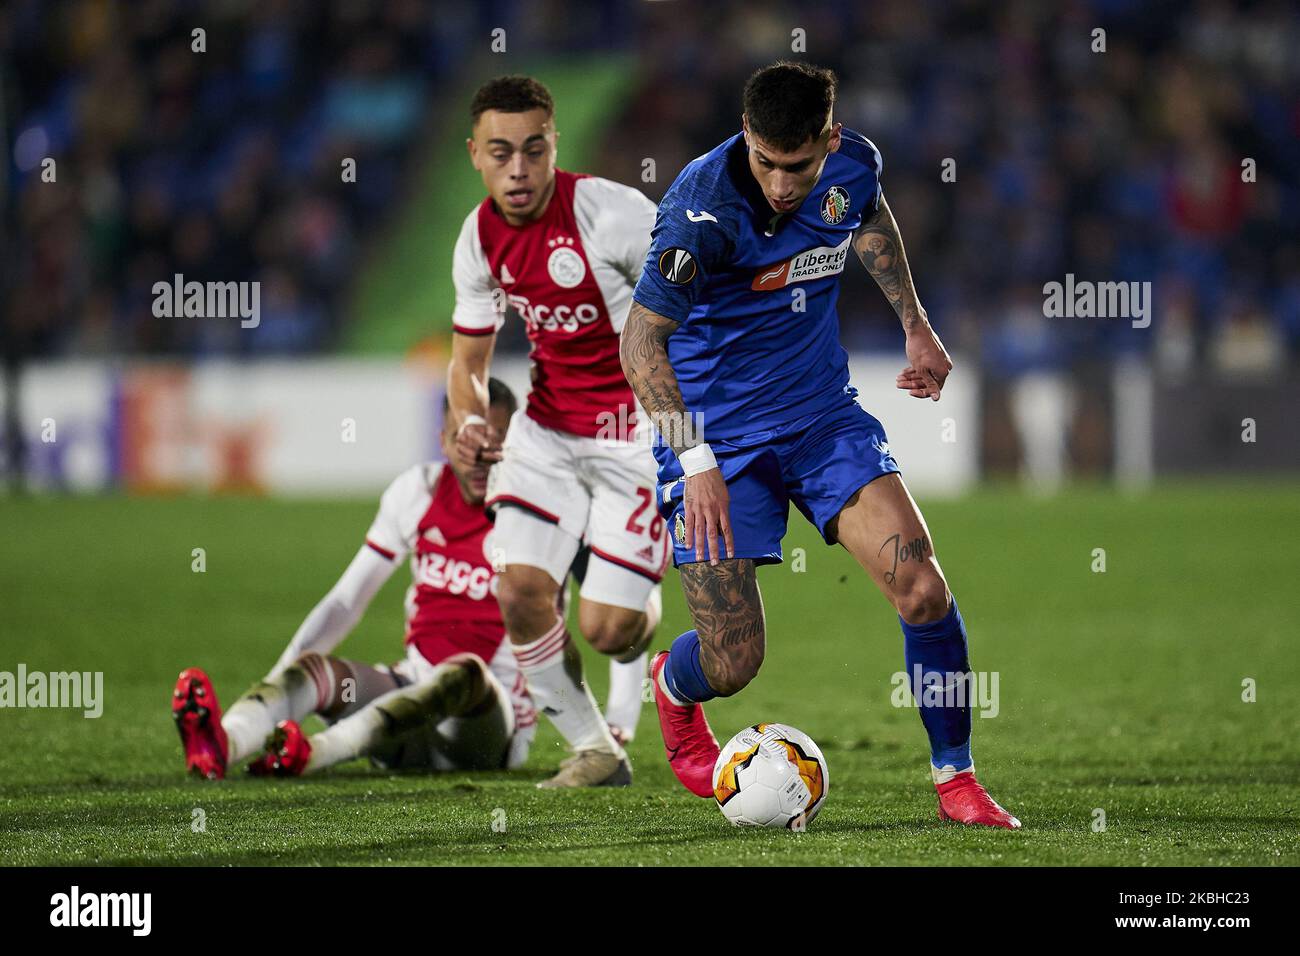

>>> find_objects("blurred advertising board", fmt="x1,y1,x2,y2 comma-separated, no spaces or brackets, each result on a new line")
3,355,978,496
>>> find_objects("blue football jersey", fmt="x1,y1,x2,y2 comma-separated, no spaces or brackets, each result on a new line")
633,128,884,441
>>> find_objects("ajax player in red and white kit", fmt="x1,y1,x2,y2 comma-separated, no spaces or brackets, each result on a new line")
172,381,537,778
448,76,665,787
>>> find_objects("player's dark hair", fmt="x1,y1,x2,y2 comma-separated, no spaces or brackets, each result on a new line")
486,376,518,415
442,377,518,417
742,61,837,151
470,75,555,125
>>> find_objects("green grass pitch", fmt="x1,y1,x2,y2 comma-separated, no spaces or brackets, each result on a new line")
1,483,1297,866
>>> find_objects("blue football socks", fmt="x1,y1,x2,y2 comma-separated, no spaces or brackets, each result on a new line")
900,597,974,771
663,630,717,704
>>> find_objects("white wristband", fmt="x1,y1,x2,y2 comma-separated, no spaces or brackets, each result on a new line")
678,443,718,477
456,414,487,438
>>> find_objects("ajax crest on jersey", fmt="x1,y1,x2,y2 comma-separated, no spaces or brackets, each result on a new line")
820,185,850,225
547,243,586,288
712,722,829,829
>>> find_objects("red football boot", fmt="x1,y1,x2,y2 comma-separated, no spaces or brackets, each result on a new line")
246,720,311,777
936,771,1021,829
650,651,720,798
172,667,228,780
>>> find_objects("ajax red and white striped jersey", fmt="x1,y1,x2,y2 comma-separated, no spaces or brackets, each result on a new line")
452,170,657,440
364,462,508,671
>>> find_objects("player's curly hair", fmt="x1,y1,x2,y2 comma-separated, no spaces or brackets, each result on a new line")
470,75,555,124
743,61,838,151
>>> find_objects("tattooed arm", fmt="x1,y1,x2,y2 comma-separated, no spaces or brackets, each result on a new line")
621,300,733,564
854,194,927,332
854,195,953,401
619,301,689,455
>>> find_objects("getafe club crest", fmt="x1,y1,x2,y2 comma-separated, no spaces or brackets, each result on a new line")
547,237,586,288
820,186,850,225
674,513,686,546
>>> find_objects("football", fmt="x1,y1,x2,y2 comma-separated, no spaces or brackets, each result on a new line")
712,723,829,829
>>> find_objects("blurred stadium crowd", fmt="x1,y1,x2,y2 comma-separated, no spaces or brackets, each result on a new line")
4,0,1298,379
601,0,1300,381
2,0,484,355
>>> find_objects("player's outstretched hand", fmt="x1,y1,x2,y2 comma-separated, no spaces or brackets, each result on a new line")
454,422,504,468
684,468,733,566
898,324,953,402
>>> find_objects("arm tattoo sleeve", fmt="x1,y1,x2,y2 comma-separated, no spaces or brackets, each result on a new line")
853,195,927,333
620,301,701,455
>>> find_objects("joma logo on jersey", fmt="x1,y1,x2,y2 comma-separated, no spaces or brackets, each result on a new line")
504,292,601,334
414,553,495,601
751,236,851,291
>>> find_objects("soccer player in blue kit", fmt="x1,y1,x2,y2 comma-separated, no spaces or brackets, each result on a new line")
621,62,1019,828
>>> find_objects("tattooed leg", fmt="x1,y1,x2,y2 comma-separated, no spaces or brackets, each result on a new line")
678,559,765,696
829,474,950,624
832,474,979,777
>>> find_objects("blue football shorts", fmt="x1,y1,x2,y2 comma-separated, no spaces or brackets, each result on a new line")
654,398,901,567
